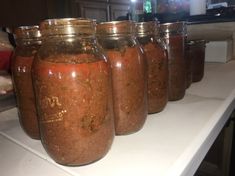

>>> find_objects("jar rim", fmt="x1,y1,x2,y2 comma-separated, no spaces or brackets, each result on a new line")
14,25,41,39
98,20,133,26
40,18,96,36
188,39,207,46
161,21,187,26
97,20,135,36
160,21,187,34
136,21,160,36
40,18,96,27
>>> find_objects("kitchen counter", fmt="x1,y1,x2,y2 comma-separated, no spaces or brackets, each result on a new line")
1,61,235,176
156,7,235,25
187,21,235,60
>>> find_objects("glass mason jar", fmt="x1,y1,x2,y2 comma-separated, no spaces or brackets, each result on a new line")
32,18,114,166
12,26,41,139
160,22,186,101
190,40,206,82
97,20,147,135
185,41,193,88
136,21,168,114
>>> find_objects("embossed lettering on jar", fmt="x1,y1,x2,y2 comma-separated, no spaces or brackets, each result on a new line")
97,21,148,135
12,26,41,139
136,21,168,114
32,18,115,166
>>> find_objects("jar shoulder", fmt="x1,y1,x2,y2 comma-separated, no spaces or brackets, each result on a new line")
37,37,107,64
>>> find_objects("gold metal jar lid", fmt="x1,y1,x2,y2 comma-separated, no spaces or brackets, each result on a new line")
160,21,187,35
96,20,135,36
40,18,96,36
14,25,41,39
135,21,159,37
188,39,206,46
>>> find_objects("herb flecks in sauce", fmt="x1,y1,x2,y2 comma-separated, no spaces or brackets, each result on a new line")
32,54,114,165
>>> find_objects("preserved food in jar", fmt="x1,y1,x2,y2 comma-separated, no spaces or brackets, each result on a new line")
136,21,168,114
191,40,206,82
32,18,114,166
185,41,192,88
12,26,41,139
160,22,186,101
97,21,147,135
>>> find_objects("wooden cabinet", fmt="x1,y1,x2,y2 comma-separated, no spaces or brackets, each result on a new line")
0,0,130,27
72,0,109,22
109,4,130,21
195,118,234,176
0,0,48,27
0,0,73,27
71,0,130,22
109,0,129,4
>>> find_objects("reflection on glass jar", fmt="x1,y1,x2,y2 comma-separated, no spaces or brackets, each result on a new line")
160,22,186,101
97,20,147,135
136,21,168,114
12,26,41,139
32,18,114,166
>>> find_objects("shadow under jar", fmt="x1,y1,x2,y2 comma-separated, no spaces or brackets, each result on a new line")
97,21,148,135
160,22,186,101
12,26,41,139
190,40,206,82
32,18,115,166
136,21,168,114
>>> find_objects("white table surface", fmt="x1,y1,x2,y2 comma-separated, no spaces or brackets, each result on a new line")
0,135,71,176
1,61,235,176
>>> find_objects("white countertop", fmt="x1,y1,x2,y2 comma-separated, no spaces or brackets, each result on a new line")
1,61,235,176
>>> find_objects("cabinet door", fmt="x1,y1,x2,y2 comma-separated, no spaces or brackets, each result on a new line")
194,120,234,176
109,4,130,21
72,0,109,22
0,0,48,27
109,0,129,4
